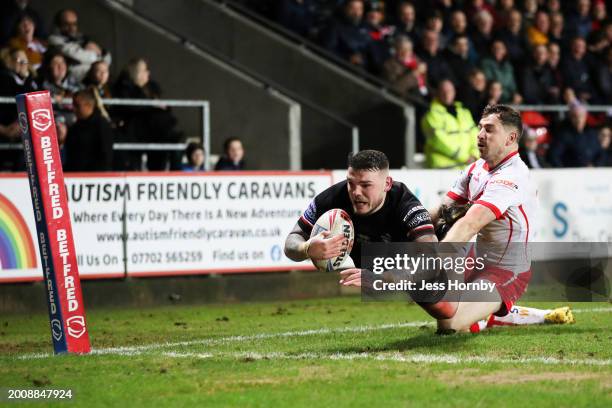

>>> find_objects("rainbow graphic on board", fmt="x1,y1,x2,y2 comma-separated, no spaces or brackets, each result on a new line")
0,193,37,270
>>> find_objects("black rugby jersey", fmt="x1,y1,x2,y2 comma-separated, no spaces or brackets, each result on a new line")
298,180,434,267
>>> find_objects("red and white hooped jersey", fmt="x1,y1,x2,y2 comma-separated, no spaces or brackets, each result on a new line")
446,151,537,271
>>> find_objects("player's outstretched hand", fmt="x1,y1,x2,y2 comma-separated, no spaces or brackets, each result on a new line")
339,268,362,287
307,231,346,261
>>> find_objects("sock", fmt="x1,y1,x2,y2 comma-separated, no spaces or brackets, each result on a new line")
469,306,551,333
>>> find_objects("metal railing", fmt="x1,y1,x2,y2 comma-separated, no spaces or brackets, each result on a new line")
0,96,212,169
514,104,612,113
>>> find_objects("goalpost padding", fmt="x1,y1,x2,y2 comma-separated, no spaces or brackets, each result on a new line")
17,91,90,354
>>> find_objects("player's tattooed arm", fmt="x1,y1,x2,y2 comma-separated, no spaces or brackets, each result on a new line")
284,223,346,262
284,223,311,261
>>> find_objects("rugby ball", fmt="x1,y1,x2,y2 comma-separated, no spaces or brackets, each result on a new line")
310,209,355,272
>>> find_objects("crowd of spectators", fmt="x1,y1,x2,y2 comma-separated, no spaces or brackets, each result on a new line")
0,0,609,171
270,0,611,167
0,2,242,173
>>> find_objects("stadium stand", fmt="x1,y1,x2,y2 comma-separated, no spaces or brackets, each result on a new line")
0,0,610,171
233,0,611,168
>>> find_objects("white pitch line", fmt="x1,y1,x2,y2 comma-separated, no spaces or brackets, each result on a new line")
17,321,433,360
161,351,612,367
88,320,433,356
573,307,612,313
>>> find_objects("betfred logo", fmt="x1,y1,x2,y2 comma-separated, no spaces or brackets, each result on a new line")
31,109,52,132
18,112,28,134
66,316,86,338
51,319,62,341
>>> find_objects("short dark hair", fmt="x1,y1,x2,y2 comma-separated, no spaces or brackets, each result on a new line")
348,150,389,171
481,104,523,139
186,142,204,158
223,137,242,153
452,34,469,44
74,88,96,105
54,8,76,27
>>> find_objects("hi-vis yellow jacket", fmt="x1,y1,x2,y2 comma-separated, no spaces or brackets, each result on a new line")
421,100,479,169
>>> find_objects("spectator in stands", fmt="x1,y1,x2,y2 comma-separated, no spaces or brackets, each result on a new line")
595,46,611,103
364,0,394,73
38,51,79,127
0,48,37,99
497,8,527,66
182,142,206,172
459,68,487,121
418,29,454,87
596,125,611,166
546,0,562,14
549,11,565,46
421,79,479,169
566,0,592,39
7,14,46,70
520,44,560,104
561,36,596,103
383,35,427,99
444,34,475,88
113,58,182,171
445,10,479,63
83,60,111,98
522,0,539,26
480,39,521,103
64,88,113,172
39,51,81,101
322,0,372,69
519,128,549,169
0,48,37,170
215,137,245,171
493,0,515,30
591,0,607,31
464,0,496,23
549,103,602,167
423,10,447,49
527,10,551,48
446,10,467,40
276,0,317,38
588,19,611,57
48,9,112,83
393,1,418,44
0,0,46,46
470,10,493,58
469,10,495,61
547,41,563,87
433,0,454,26
484,79,503,107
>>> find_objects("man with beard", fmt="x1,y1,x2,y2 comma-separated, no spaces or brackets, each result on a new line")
284,150,436,271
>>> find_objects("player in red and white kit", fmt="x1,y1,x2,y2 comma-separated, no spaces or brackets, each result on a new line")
341,104,573,332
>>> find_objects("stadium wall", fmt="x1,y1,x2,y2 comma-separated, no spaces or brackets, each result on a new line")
30,0,298,169
1,169,611,282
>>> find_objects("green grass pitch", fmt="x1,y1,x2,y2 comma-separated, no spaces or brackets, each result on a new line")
0,297,611,407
